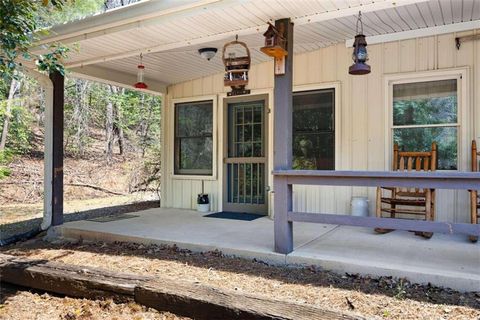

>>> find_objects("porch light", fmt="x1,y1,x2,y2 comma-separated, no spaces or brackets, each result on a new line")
349,11,371,75
134,53,148,89
198,47,218,61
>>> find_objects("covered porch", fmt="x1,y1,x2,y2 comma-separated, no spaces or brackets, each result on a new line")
51,207,480,292
30,0,480,291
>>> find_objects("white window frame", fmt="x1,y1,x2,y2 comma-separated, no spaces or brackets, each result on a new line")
171,95,218,180
384,68,470,171
293,82,341,170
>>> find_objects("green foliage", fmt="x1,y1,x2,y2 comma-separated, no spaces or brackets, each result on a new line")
37,0,104,27
0,93,34,154
36,46,70,76
0,0,37,79
0,149,13,179
393,97,458,170
0,0,72,80
0,0,105,81
394,279,407,300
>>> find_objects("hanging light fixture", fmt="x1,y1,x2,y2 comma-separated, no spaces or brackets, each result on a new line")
198,47,218,61
134,53,148,89
349,11,371,75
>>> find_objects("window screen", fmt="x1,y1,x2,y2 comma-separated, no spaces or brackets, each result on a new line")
392,79,458,170
293,89,335,170
174,100,213,175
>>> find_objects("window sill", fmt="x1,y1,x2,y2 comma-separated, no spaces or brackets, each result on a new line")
170,174,217,181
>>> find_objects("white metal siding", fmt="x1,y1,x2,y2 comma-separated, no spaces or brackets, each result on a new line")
163,29,479,223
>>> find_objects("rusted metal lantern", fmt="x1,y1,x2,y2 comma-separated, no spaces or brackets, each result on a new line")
223,36,251,96
134,53,148,89
349,12,371,75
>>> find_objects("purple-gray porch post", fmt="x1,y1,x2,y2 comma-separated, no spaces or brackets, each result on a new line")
273,18,294,254
49,71,64,226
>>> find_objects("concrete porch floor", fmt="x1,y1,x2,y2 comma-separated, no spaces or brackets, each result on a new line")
51,208,480,292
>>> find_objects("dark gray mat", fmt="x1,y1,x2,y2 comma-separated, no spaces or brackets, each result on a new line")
203,211,264,221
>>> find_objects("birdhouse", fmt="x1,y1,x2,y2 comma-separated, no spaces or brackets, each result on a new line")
222,39,251,96
260,22,287,58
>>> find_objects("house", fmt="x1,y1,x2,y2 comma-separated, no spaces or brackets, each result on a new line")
26,0,480,289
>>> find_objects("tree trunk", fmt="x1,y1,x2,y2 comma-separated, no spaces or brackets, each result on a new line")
113,87,125,155
0,79,19,151
105,86,115,163
72,79,89,157
142,95,154,157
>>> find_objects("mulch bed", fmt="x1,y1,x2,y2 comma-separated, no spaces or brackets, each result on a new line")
0,283,188,320
2,238,479,320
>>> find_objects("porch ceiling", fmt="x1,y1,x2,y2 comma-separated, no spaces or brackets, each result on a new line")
35,0,480,92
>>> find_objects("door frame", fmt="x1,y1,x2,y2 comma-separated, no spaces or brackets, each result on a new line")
221,93,270,214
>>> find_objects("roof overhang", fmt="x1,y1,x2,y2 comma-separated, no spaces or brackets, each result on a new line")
32,0,480,93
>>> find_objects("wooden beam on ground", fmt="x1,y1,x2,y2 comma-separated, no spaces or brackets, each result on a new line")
0,254,149,301
0,254,364,320
273,18,294,254
49,71,64,226
136,280,361,320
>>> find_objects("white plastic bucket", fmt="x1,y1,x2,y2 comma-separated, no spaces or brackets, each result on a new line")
197,203,210,213
351,197,369,217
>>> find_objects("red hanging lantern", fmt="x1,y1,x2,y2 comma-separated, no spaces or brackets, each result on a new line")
134,53,148,89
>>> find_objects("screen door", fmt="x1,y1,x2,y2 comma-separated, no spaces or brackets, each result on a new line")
223,99,267,214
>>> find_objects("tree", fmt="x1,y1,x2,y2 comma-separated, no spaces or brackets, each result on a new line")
0,79,20,151
65,79,90,157
0,0,70,81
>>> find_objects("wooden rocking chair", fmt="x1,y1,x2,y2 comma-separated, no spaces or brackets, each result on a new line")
375,142,437,238
470,140,480,242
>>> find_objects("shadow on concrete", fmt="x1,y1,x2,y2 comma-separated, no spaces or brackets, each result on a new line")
0,201,159,244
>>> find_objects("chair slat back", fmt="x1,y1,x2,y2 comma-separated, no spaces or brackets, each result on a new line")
393,142,437,195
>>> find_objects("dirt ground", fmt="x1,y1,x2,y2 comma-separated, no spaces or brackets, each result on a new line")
0,195,157,226
0,152,147,206
0,283,188,320
2,239,479,320
0,199,159,242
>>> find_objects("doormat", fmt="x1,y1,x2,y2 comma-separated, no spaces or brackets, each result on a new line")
203,211,264,221
87,214,139,223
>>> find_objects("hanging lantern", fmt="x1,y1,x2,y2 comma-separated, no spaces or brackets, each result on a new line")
134,53,148,89
349,11,371,75
222,36,251,96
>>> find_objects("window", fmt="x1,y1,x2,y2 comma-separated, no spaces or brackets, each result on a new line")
392,79,458,170
293,89,335,170
174,100,213,175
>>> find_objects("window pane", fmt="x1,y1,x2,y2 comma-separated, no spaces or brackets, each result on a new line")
293,133,334,170
179,137,213,172
393,127,457,170
393,79,457,126
175,100,213,175
293,90,334,132
293,89,335,170
176,101,213,137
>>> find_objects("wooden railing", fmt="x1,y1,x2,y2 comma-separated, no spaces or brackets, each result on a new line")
272,170,480,254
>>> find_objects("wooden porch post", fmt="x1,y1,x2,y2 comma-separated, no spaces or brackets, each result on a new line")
273,18,294,254
49,71,64,226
